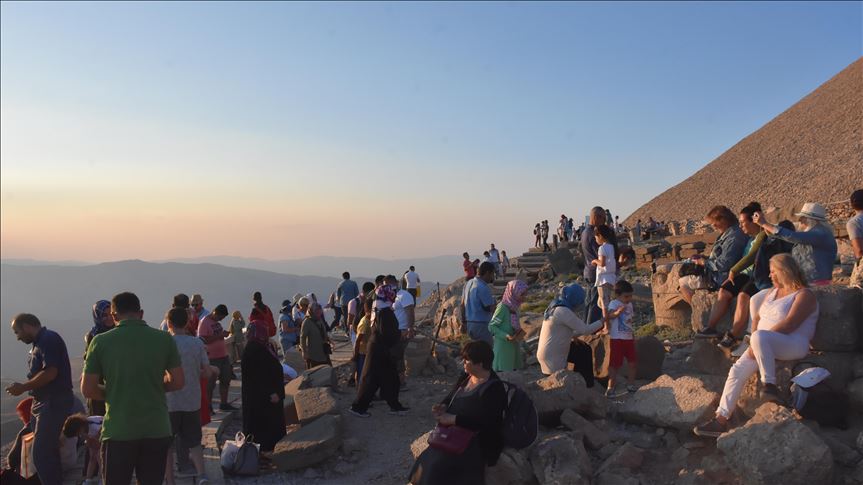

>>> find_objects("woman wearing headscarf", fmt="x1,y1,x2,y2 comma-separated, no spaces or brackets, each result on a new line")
754,203,837,286
84,300,113,416
536,284,604,381
488,280,529,372
349,283,409,417
249,291,276,338
300,303,332,369
240,321,286,454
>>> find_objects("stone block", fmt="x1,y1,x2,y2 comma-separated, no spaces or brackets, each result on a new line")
560,408,609,450
302,365,337,389
578,333,610,379
404,335,432,377
635,336,666,380
810,286,862,352
717,403,833,485
485,448,535,485
686,339,732,376
529,433,592,484
618,375,719,432
271,415,344,471
651,264,692,329
293,387,339,425
527,370,608,424
690,290,734,334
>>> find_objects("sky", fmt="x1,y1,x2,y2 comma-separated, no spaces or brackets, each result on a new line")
1,1,861,261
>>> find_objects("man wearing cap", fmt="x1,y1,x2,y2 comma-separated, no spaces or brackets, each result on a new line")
754,202,838,285
197,305,236,411
278,299,299,363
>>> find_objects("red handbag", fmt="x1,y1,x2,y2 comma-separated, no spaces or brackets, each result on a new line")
427,424,476,454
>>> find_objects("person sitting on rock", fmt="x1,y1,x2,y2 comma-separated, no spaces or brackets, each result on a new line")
753,202,837,286
409,341,506,485
678,205,749,317
697,202,766,339
693,254,819,438
536,283,603,381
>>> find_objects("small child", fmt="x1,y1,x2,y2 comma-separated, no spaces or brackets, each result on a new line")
604,280,637,397
62,413,103,484
591,225,617,315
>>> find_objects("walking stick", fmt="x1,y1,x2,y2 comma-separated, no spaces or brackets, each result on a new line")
429,308,448,357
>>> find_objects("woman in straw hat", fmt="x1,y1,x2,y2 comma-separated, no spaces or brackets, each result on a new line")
753,202,837,285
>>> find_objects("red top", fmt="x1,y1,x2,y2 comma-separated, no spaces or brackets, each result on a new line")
250,305,276,338
463,259,476,279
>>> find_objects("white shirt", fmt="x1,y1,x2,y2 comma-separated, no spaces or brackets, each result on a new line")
405,271,420,289
607,299,634,340
536,306,603,375
488,249,500,263
595,242,617,287
393,289,415,330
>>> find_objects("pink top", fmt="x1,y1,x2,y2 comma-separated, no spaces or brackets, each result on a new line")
197,314,228,359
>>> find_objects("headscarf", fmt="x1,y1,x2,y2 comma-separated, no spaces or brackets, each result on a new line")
502,280,529,331
375,284,397,308
246,320,278,359
86,300,112,343
544,283,586,319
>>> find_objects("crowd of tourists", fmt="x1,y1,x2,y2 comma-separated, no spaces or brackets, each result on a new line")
4,190,860,485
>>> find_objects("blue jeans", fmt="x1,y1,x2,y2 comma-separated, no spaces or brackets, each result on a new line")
31,392,74,485
467,322,493,347
280,337,295,363
584,284,602,324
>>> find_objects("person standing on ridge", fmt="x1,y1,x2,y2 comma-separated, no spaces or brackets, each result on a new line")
461,262,496,346
337,272,360,332
534,223,542,248
488,244,501,277
81,292,184,485
190,294,208,323
198,305,236,411
249,291,275,338
404,265,421,300
541,220,551,252
7,313,75,485
391,275,416,390
463,252,476,280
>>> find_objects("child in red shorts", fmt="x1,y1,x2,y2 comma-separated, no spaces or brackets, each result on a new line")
605,280,638,398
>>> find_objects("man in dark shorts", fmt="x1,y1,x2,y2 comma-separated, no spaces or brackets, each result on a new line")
82,292,184,485
197,305,236,411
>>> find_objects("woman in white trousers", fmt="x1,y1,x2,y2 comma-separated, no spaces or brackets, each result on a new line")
693,253,819,437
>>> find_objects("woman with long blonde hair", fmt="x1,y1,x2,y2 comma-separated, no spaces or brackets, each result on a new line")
694,253,819,437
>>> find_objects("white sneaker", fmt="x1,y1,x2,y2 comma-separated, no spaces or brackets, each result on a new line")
731,340,750,358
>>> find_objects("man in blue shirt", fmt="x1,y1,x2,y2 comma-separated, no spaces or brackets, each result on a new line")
6,313,74,485
336,272,360,331
460,262,497,346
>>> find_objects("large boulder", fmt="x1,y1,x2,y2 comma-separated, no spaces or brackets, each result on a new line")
529,433,592,484
578,333,610,379
302,365,337,389
527,370,608,424
793,351,857,392
595,442,644,476
560,408,610,450
651,264,692,329
690,290,735,334
293,387,339,425
717,403,833,485
810,286,862,352
736,360,794,417
271,415,344,471
618,375,719,431
486,448,536,485
404,334,433,377
547,247,582,275
686,339,732,376
635,336,666,380
848,378,863,413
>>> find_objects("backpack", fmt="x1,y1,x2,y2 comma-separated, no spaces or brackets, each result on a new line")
499,381,539,449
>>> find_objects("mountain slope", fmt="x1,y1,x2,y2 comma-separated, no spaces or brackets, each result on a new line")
626,57,863,225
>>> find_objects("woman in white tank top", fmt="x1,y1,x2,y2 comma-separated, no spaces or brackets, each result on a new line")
694,254,819,437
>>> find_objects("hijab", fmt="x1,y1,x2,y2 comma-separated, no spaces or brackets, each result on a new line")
544,283,585,319
247,320,278,359
374,284,397,309
87,300,112,343
502,280,529,331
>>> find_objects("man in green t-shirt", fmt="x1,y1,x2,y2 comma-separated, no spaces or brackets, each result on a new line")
82,292,184,485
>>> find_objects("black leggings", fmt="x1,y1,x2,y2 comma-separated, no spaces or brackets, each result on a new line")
567,340,595,388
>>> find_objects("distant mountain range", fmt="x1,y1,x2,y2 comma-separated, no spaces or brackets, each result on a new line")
0,259,380,379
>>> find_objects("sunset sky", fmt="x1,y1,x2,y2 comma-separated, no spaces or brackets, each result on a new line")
2,2,861,261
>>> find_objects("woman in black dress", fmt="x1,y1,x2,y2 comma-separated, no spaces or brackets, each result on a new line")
409,341,507,485
241,320,286,453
